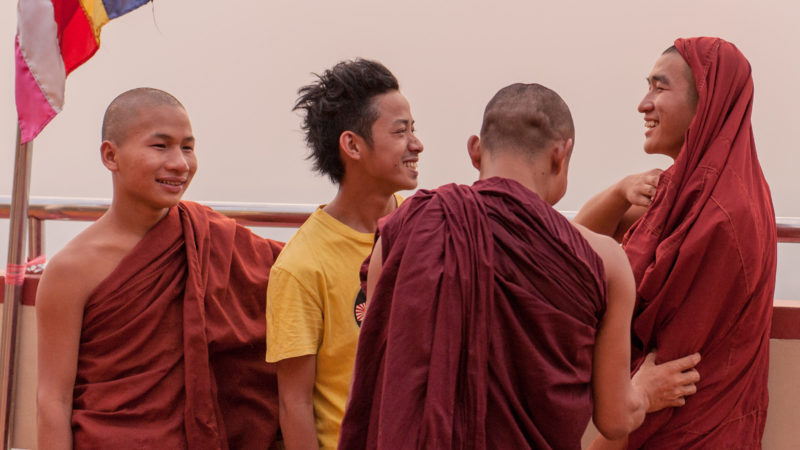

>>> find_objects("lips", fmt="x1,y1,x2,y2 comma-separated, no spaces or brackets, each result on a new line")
156,178,187,192
645,120,658,128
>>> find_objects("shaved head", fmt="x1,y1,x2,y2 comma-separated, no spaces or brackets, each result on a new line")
480,83,574,157
102,88,185,145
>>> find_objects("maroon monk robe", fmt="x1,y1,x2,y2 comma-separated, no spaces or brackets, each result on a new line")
339,177,607,450
623,37,777,448
71,201,283,449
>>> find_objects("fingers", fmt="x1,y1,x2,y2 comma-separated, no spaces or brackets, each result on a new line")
678,382,697,397
679,368,701,385
670,397,686,407
663,352,701,372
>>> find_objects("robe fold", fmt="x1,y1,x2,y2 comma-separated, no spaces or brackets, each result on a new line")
72,201,283,449
339,177,606,450
623,37,777,448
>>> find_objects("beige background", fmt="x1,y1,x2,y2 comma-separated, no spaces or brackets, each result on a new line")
1,0,798,297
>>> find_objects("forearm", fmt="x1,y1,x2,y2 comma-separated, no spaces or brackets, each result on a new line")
573,182,631,238
279,400,319,450
37,399,73,450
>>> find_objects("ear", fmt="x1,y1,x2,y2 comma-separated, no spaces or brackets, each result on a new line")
339,130,362,162
467,135,482,170
550,138,573,175
101,141,119,172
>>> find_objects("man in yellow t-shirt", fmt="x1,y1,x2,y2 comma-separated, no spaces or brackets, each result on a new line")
266,59,423,449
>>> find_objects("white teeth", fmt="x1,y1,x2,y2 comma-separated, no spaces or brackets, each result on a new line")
403,161,418,170
158,180,182,186
645,120,657,128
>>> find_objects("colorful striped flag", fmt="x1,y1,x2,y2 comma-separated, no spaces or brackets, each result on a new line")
14,0,151,143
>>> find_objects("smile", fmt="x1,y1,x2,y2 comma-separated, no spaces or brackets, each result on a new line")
645,120,658,128
157,179,184,186
403,161,418,170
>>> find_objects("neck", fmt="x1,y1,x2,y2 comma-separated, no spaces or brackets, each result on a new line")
102,197,171,238
479,153,554,204
323,180,397,233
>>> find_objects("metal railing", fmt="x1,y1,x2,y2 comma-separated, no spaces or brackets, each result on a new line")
2,197,799,265
0,197,318,267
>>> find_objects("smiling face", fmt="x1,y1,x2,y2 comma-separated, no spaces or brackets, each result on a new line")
357,90,424,194
106,104,197,212
638,51,699,159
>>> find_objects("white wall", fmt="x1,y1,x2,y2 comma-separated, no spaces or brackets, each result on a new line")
1,0,798,297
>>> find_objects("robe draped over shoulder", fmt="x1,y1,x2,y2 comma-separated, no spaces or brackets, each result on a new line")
623,37,777,449
72,201,283,449
339,177,606,450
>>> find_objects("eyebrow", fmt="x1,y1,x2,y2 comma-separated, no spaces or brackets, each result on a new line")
150,133,195,143
392,119,414,127
647,75,670,85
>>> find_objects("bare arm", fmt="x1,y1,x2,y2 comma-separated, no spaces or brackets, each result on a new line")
365,238,384,309
276,355,319,450
587,232,647,439
573,169,661,242
36,257,88,450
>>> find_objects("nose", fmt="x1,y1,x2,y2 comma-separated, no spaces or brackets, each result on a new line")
409,133,424,154
638,93,653,114
165,147,191,172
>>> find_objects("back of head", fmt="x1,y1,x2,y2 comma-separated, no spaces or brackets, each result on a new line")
294,58,399,184
480,83,574,157
102,87,185,145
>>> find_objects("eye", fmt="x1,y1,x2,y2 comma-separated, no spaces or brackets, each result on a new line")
182,145,194,152
151,143,166,149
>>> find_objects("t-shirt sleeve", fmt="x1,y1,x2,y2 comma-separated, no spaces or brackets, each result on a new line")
265,265,323,362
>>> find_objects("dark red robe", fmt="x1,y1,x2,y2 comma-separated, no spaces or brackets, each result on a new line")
339,177,606,450
71,201,283,449
623,37,777,448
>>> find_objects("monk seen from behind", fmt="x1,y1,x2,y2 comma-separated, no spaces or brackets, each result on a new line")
339,83,700,450
578,38,777,449
36,88,283,449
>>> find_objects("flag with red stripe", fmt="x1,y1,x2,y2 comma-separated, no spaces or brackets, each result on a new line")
15,0,151,143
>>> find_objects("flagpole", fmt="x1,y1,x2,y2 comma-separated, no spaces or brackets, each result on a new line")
1,127,32,450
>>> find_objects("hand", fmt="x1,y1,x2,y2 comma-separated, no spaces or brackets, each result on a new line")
632,351,701,413
618,169,662,207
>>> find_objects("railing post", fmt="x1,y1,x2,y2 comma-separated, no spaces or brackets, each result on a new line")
1,129,33,450
26,218,44,274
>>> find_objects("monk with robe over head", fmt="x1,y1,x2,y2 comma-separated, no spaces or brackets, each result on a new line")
36,88,283,449
339,83,700,450
577,38,777,449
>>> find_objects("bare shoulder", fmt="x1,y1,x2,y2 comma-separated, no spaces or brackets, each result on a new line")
38,220,134,310
571,222,630,279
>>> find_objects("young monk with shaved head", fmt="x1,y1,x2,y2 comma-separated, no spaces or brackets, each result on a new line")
339,83,699,450
36,88,283,449
578,38,777,449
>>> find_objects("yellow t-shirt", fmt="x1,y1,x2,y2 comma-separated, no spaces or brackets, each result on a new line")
266,205,379,449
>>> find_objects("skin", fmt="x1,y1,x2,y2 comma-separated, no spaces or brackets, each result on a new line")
574,51,698,240
36,103,196,450
276,89,423,450
367,132,700,441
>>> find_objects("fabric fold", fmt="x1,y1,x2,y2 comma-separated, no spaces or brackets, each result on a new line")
340,177,606,450
72,201,282,449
